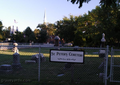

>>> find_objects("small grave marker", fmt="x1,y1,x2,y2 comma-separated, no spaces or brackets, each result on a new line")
25,60,36,63
31,53,46,63
0,64,12,73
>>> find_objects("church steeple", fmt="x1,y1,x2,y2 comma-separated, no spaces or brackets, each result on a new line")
43,10,46,25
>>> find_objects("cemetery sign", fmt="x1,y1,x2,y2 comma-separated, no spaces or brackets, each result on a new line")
50,50,84,63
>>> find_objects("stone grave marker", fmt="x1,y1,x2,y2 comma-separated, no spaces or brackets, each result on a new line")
0,64,12,73
12,53,22,70
31,53,46,63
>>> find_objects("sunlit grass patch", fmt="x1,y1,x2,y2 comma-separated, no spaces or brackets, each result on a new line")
0,50,119,58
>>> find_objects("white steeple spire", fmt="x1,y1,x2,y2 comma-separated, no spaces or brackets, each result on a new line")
43,10,46,25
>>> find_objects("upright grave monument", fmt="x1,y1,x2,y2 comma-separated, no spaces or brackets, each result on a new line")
12,42,22,70
54,36,60,46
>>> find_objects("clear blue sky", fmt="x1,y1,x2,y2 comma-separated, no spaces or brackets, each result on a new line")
0,0,100,32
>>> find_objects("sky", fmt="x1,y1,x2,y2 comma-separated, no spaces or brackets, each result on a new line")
0,0,100,32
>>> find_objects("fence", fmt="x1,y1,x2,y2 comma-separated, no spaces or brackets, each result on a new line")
0,45,40,85
0,45,119,85
38,46,108,85
110,48,120,83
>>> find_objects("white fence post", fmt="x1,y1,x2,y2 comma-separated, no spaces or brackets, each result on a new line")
38,46,41,82
104,45,109,85
110,47,113,82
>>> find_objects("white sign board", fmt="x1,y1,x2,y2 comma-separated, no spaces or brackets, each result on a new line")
50,50,84,63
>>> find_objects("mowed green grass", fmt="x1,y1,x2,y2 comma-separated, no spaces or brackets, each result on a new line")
0,47,120,85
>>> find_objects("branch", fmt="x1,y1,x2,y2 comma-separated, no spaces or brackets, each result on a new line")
67,0,91,8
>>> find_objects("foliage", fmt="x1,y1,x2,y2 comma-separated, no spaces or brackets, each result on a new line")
67,0,118,8
34,29,40,42
39,29,48,43
24,27,35,43
74,30,86,46
47,24,56,36
67,0,91,8
0,1,120,48
2,26,11,40
0,21,4,40
37,24,47,30
0,34,3,41
55,15,77,43
37,23,56,43
0,21,3,33
14,31,24,42
54,4,120,47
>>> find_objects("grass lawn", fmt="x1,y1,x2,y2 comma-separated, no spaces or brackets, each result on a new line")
0,47,120,85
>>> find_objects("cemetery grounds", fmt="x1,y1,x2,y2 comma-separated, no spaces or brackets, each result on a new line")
0,47,120,85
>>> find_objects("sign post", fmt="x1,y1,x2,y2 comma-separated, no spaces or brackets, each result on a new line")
50,49,84,83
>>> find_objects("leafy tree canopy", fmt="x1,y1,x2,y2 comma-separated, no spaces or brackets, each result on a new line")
0,21,3,33
24,27,33,37
0,21,2,26
67,0,117,8
23,27,35,42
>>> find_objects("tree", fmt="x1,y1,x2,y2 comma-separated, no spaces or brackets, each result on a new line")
74,30,86,46
14,31,24,42
84,4,120,47
47,24,56,36
34,29,40,42
55,15,77,43
67,0,90,8
54,20,63,36
2,26,11,40
24,27,35,43
37,23,56,36
24,27,32,37
0,21,3,33
37,24,47,30
54,5,119,47
37,23,56,43
0,21,4,41
74,14,90,46
67,0,117,8
39,29,48,43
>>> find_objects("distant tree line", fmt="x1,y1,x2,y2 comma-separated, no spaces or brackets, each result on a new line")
0,3,120,48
